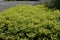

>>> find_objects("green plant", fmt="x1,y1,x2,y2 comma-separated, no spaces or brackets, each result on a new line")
0,4,60,40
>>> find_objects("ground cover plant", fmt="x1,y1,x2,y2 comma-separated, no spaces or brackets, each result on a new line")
0,4,60,40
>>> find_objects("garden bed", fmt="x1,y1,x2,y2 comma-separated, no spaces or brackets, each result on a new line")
0,4,60,40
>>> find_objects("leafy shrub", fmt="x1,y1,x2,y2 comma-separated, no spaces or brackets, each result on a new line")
0,4,60,40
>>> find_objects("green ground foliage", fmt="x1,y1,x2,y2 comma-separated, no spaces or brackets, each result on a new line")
0,4,60,40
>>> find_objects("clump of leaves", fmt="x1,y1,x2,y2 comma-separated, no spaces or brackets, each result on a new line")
0,4,60,40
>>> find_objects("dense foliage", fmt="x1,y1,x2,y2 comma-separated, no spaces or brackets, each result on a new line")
0,4,60,40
